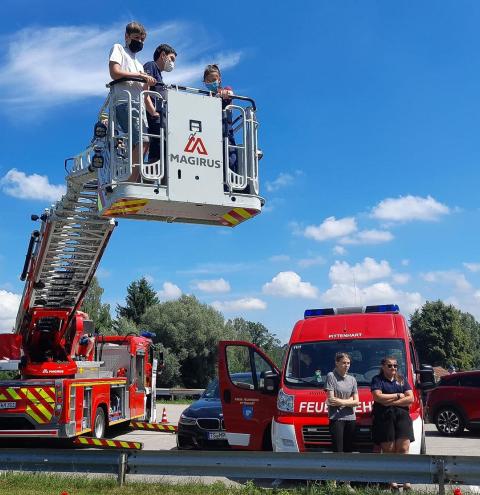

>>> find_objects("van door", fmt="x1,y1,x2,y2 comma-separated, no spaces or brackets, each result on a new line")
218,340,279,450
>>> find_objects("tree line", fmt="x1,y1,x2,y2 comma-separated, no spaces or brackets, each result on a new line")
82,277,480,387
81,277,285,387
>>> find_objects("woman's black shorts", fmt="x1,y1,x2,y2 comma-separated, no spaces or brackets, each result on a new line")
372,406,415,444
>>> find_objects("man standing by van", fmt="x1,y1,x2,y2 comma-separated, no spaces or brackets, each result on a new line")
109,22,156,181
143,44,177,165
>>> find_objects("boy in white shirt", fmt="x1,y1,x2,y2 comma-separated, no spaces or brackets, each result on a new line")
109,22,156,181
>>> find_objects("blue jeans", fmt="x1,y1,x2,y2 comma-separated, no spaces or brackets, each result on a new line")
115,103,148,146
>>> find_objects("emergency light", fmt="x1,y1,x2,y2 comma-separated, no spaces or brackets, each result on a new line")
304,304,399,319
304,308,335,318
365,304,399,313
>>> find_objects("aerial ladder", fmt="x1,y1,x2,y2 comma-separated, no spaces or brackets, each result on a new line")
0,79,263,439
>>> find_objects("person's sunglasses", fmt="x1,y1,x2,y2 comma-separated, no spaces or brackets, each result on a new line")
386,364,398,369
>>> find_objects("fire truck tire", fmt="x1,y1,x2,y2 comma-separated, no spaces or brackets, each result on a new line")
93,407,107,439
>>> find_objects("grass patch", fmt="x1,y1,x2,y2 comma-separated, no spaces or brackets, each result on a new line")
0,472,437,495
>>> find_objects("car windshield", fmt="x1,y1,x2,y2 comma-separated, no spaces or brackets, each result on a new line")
284,339,407,388
202,378,219,399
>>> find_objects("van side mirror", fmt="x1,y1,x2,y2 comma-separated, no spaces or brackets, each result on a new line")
261,370,279,394
416,364,435,390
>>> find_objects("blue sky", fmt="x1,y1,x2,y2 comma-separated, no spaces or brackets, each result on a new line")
1,1,480,342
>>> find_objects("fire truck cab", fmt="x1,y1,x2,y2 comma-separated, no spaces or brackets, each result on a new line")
218,304,435,453
69,80,263,227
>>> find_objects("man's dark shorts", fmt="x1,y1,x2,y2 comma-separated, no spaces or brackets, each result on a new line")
373,407,415,444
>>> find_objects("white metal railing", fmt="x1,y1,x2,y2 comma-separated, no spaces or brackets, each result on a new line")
224,103,259,193
139,90,164,182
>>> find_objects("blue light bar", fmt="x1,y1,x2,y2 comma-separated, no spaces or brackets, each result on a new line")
140,330,155,339
365,304,399,313
304,308,335,318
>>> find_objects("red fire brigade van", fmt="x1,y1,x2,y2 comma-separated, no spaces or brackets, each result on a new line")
218,304,434,454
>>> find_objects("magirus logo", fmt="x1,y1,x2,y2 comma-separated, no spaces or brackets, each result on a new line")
184,135,208,155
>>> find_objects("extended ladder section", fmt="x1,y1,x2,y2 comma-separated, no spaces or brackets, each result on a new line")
16,166,115,336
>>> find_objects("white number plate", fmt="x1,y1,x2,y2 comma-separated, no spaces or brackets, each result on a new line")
207,431,227,440
0,402,16,409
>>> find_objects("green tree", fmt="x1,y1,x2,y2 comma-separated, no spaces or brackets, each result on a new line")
113,316,138,336
410,300,477,369
141,295,229,387
155,343,182,387
225,317,285,366
80,277,112,334
116,277,159,325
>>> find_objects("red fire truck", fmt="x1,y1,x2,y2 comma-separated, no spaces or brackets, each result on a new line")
218,304,435,454
0,80,262,439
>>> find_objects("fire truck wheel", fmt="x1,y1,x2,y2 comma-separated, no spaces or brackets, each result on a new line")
93,407,106,439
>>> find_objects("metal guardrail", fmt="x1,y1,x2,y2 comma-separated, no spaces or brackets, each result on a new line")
0,449,479,494
156,388,204,399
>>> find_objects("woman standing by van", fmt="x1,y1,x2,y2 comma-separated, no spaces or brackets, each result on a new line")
325,352,360,453
371,356,414,491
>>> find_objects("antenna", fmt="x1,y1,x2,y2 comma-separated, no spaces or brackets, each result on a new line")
352,271,358,306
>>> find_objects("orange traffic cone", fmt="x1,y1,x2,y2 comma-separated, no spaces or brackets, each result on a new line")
161,407,168,423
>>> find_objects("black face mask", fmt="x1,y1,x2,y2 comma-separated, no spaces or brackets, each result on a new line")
128,39,143,53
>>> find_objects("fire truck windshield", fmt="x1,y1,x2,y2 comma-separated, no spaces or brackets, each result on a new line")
284,339,407,388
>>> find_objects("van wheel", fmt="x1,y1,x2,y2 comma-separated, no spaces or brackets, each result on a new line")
93,407,106,439
435,407,464,436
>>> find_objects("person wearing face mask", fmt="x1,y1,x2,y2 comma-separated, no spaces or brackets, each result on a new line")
143,44,177,166
371,356,414,492
203,64,238,176
203,64,233,103
109,22,156,182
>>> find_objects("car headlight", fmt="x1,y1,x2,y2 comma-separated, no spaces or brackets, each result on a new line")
179,413,197,426
277,388,294,413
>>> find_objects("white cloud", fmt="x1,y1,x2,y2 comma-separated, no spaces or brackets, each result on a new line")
269,255,290,263
0,290,21,332
304,216,357,242
340,229,394,245
297,256,326,268
157,282,182,301
266,173,295,192
371,195,450,222
192,278,230,293
392,273,410,285
212,298,267,312
463,262,480,273
262,271,319,299
421,271,472,292
401,259,410,267
329,258,392,285
333,245,347,256
322,282,423,315
1,169,66,202
0,23,242,111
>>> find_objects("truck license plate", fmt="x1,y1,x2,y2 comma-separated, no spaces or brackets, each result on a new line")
0,402,16,409
208,431,226,440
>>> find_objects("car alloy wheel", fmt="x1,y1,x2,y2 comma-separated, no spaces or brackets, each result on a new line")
436,408,464,436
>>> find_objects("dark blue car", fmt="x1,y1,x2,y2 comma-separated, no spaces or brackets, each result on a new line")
176,372,258,450
176,377,229,450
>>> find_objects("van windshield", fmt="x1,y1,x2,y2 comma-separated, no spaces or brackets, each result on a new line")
284,339,407,388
